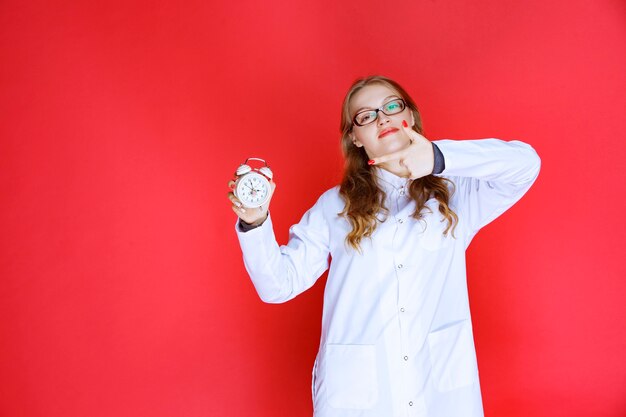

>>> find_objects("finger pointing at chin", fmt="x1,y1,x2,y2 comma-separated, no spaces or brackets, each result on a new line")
401,119,417,144
401,119,430,145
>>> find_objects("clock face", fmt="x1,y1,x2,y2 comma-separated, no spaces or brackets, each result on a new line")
236,172,270,208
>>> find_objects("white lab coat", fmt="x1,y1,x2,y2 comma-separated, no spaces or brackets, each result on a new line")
236,139,541,417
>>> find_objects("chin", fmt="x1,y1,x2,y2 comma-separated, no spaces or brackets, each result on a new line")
382,139,410,154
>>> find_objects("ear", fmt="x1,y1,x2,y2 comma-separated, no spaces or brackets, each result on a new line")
350,132,364,148
410,112,416,128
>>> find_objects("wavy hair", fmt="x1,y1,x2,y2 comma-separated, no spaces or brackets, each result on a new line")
339,75,458,250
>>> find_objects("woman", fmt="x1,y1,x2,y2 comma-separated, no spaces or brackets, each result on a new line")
227,75,541,417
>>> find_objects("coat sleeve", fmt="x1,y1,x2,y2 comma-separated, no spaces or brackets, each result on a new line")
433,139,541,242
235,192,331,304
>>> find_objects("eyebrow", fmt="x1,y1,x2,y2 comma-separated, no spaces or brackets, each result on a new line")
353,95,400,114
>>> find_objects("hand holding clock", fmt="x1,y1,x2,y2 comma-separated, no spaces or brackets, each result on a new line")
228,179,276,226
227,158,276,226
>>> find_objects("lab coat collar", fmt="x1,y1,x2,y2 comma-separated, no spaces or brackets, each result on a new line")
373,167,411,194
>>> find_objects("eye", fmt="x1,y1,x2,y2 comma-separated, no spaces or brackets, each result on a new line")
356,111,375,125
384,100,403,113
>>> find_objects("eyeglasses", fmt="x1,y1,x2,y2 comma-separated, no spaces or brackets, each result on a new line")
352,98,407,127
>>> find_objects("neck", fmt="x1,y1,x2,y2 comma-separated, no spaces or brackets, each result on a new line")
378,161,407,178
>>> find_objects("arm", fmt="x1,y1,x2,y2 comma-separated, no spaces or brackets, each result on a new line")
433,139,541,240
235,193,331,303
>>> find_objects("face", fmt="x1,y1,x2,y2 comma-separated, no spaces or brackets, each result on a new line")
349,83,415,159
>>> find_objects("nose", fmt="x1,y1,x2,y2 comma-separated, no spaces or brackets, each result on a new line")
377,111,391,126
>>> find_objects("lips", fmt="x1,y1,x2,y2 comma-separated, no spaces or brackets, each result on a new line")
378,127,399,139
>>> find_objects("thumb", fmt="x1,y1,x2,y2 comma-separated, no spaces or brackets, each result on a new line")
369,149,405,166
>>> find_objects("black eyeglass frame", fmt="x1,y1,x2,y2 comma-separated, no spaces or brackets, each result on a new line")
352,98,407,127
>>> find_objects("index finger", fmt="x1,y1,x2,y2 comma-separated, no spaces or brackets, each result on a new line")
369,149,406,165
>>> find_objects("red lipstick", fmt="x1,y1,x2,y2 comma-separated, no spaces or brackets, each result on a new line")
378,127,399,139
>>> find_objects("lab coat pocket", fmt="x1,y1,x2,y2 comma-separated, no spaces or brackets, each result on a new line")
418,200,454,251
325,344,378,409
427,320,478,392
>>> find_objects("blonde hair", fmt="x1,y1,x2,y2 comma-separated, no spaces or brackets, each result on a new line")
338,75,458,250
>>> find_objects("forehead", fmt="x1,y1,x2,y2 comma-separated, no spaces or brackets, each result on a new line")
350,83,400,113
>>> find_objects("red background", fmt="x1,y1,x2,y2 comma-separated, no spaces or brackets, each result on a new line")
1,1,625,416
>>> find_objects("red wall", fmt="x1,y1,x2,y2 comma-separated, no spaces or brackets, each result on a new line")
1,1,625,416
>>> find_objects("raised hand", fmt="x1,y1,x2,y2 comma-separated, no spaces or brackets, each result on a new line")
369,120,434,179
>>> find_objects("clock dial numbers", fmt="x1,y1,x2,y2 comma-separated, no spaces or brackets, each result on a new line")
236,172,270,208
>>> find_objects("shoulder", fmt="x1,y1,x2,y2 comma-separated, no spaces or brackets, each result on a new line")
320,185,343,205
319,185,341,201
308,185,344,214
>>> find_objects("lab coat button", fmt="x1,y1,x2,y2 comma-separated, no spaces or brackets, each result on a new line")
397,264,403,269
403,355,408,361
400,307,405,312
398,218,404,224
409,401,414,406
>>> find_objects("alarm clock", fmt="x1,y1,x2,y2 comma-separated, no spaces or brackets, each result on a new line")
233,158,274,208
